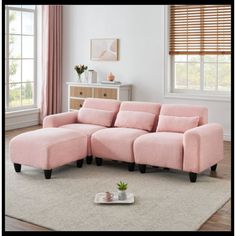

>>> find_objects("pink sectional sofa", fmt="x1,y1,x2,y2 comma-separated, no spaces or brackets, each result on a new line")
10,98,224,182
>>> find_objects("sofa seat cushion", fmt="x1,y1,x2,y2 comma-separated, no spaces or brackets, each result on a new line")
60,123,106,156
91,128,148,162
134,132,184,170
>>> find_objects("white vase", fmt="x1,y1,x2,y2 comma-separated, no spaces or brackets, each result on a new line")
81,71,88,83
117,190,127,200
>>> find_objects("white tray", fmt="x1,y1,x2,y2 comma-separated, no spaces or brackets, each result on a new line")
94,192,134,204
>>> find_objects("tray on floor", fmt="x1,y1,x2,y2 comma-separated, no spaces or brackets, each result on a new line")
94,192,134,204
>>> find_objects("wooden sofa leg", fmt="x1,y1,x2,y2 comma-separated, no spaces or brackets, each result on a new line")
86,156,93,164
128,162,135,171
14,163,21,173
139,164,146,173
44,169,52,179
76,159,84,168
211,164,217,171
189,172,197,183
95,157,103,166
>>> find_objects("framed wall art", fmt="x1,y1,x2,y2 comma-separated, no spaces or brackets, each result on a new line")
90,38,118,61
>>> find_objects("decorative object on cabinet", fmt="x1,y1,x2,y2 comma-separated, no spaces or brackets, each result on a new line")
107,72,115,81
67,82,132,111
87,70,97,83
74,64,88,82
101,81,121,84
90,38,118,61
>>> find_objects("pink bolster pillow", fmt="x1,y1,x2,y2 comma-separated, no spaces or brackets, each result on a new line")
114,111,156,131
156,115,199,133
78,108,114,127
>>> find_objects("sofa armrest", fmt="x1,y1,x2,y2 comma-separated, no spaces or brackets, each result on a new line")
43,111,78,128
183,123,224,173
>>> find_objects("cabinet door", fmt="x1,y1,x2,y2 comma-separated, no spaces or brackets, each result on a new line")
94,88,117,99
70,86,92,98
70,99,84,110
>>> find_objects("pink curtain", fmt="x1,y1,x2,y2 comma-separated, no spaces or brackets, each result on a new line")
40,5,62,123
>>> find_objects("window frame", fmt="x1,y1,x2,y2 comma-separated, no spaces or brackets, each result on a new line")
5,5,37,112
164,5,231,102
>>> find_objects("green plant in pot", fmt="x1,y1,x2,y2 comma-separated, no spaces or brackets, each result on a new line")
116,181,128,200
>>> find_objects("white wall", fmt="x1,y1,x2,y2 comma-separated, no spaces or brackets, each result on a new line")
62,5,231,140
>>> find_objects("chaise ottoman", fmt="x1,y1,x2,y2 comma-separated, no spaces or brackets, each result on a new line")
9,128,87,179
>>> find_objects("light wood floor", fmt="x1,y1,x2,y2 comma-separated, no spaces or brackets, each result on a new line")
5,125,232,231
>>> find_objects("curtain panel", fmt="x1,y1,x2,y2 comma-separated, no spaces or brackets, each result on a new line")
40,5,62,123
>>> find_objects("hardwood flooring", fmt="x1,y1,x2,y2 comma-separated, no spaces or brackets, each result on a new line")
4,126,232,231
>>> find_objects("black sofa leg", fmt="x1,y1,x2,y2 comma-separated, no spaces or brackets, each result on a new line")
14,163,21,173
76,159,84,168
86,156,93,164
44,169,52,179
95,157,103,166
139,164,146,173
189,172,197,183
128,162,135,171
211,164,217,171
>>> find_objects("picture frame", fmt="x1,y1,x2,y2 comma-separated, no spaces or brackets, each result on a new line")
90,38,119,61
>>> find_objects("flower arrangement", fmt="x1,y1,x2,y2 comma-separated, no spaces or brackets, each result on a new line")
74,64,88,80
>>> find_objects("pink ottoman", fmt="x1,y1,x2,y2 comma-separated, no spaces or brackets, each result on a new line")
9,128,87,179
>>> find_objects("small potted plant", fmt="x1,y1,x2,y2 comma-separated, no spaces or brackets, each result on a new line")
116,181,128,200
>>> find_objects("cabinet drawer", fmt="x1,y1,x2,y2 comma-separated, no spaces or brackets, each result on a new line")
70,86,92,98
70,99,84,110
94,88,117,99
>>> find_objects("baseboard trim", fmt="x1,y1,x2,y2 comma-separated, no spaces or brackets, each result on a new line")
224,134,231,142
6,119,39,131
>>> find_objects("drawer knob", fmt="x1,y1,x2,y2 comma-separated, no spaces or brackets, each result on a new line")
79,104,82,107
103,93,107,97
80,92,83,95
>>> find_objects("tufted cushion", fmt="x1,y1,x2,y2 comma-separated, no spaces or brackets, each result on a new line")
156,115,199,133
78,108,114,127
114,111,156,131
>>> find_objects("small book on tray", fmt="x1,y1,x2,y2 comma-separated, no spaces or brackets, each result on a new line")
100,80,121,84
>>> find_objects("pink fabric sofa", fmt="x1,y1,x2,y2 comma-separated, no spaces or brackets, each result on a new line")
91,101,161,171
10,98,224,182
133,104,224,182
43,98,121,164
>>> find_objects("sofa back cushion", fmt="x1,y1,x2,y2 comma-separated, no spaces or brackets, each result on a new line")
114,111,156,131
78,108,114,127
115,101,161,131
81,98,121,125
156,115,199,133
159,104,208,125
83,98,120,113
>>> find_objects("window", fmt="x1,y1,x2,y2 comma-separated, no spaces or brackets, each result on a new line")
169,5,231,97
5,5,37,111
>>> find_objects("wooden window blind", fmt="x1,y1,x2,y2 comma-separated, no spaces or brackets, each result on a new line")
169,5,231,55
